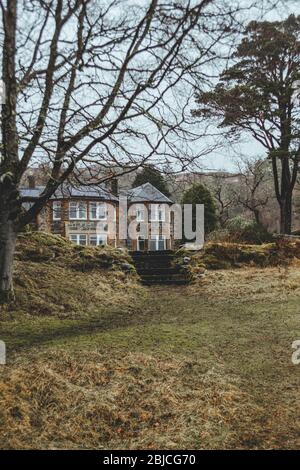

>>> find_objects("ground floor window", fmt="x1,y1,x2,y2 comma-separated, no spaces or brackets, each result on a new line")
69,234,87,245
89,234,108,246
69,233,108,246
149,235,166,251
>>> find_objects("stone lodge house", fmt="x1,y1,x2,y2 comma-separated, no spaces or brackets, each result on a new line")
20,181,175,251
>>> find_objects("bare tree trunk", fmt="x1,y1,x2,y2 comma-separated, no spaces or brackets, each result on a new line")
0,213,17,303
253,209,260,225
0,0,18,303
279,196,292,235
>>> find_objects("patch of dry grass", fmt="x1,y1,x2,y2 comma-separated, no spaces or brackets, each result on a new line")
189,265,300,304
179,239,300,273
0,350,288,450
1,232,142,319
0,235,299,450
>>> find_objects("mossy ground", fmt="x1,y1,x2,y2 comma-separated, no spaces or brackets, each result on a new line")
1,232,142,319
178,238,300,274
0,235,299,449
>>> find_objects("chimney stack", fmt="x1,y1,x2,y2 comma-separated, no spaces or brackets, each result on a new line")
111,178,118,196
27,174,36,189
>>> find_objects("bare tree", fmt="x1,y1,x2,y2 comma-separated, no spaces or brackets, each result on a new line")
209,173,237,226
0,0,275,302
233,157,272,225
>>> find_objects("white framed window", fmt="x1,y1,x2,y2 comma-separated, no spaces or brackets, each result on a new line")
69,234,87,245
53,201,61,221
69,201,87,220
136,205,145,222
89,202,107,220
150,204,165,222
149,235,166,251
89,234,108,246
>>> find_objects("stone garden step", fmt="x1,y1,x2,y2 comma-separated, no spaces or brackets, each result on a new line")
136,266,181,276
130,251,191,286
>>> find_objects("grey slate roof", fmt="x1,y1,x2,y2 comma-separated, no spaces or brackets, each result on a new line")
20,184,118,201
52,184,118,201
20,182,171,203
125,182,172,203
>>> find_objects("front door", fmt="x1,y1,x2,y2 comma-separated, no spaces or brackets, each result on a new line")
137,236,146,251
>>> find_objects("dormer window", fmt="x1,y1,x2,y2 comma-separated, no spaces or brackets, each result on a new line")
69,201,87,220
89,202,107,220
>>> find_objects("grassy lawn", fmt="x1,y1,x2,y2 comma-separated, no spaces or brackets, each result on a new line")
0,266,299,449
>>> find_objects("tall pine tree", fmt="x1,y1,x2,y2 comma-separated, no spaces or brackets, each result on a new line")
193,15,300,234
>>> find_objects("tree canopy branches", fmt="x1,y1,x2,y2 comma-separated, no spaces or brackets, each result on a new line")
193,14,300,233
